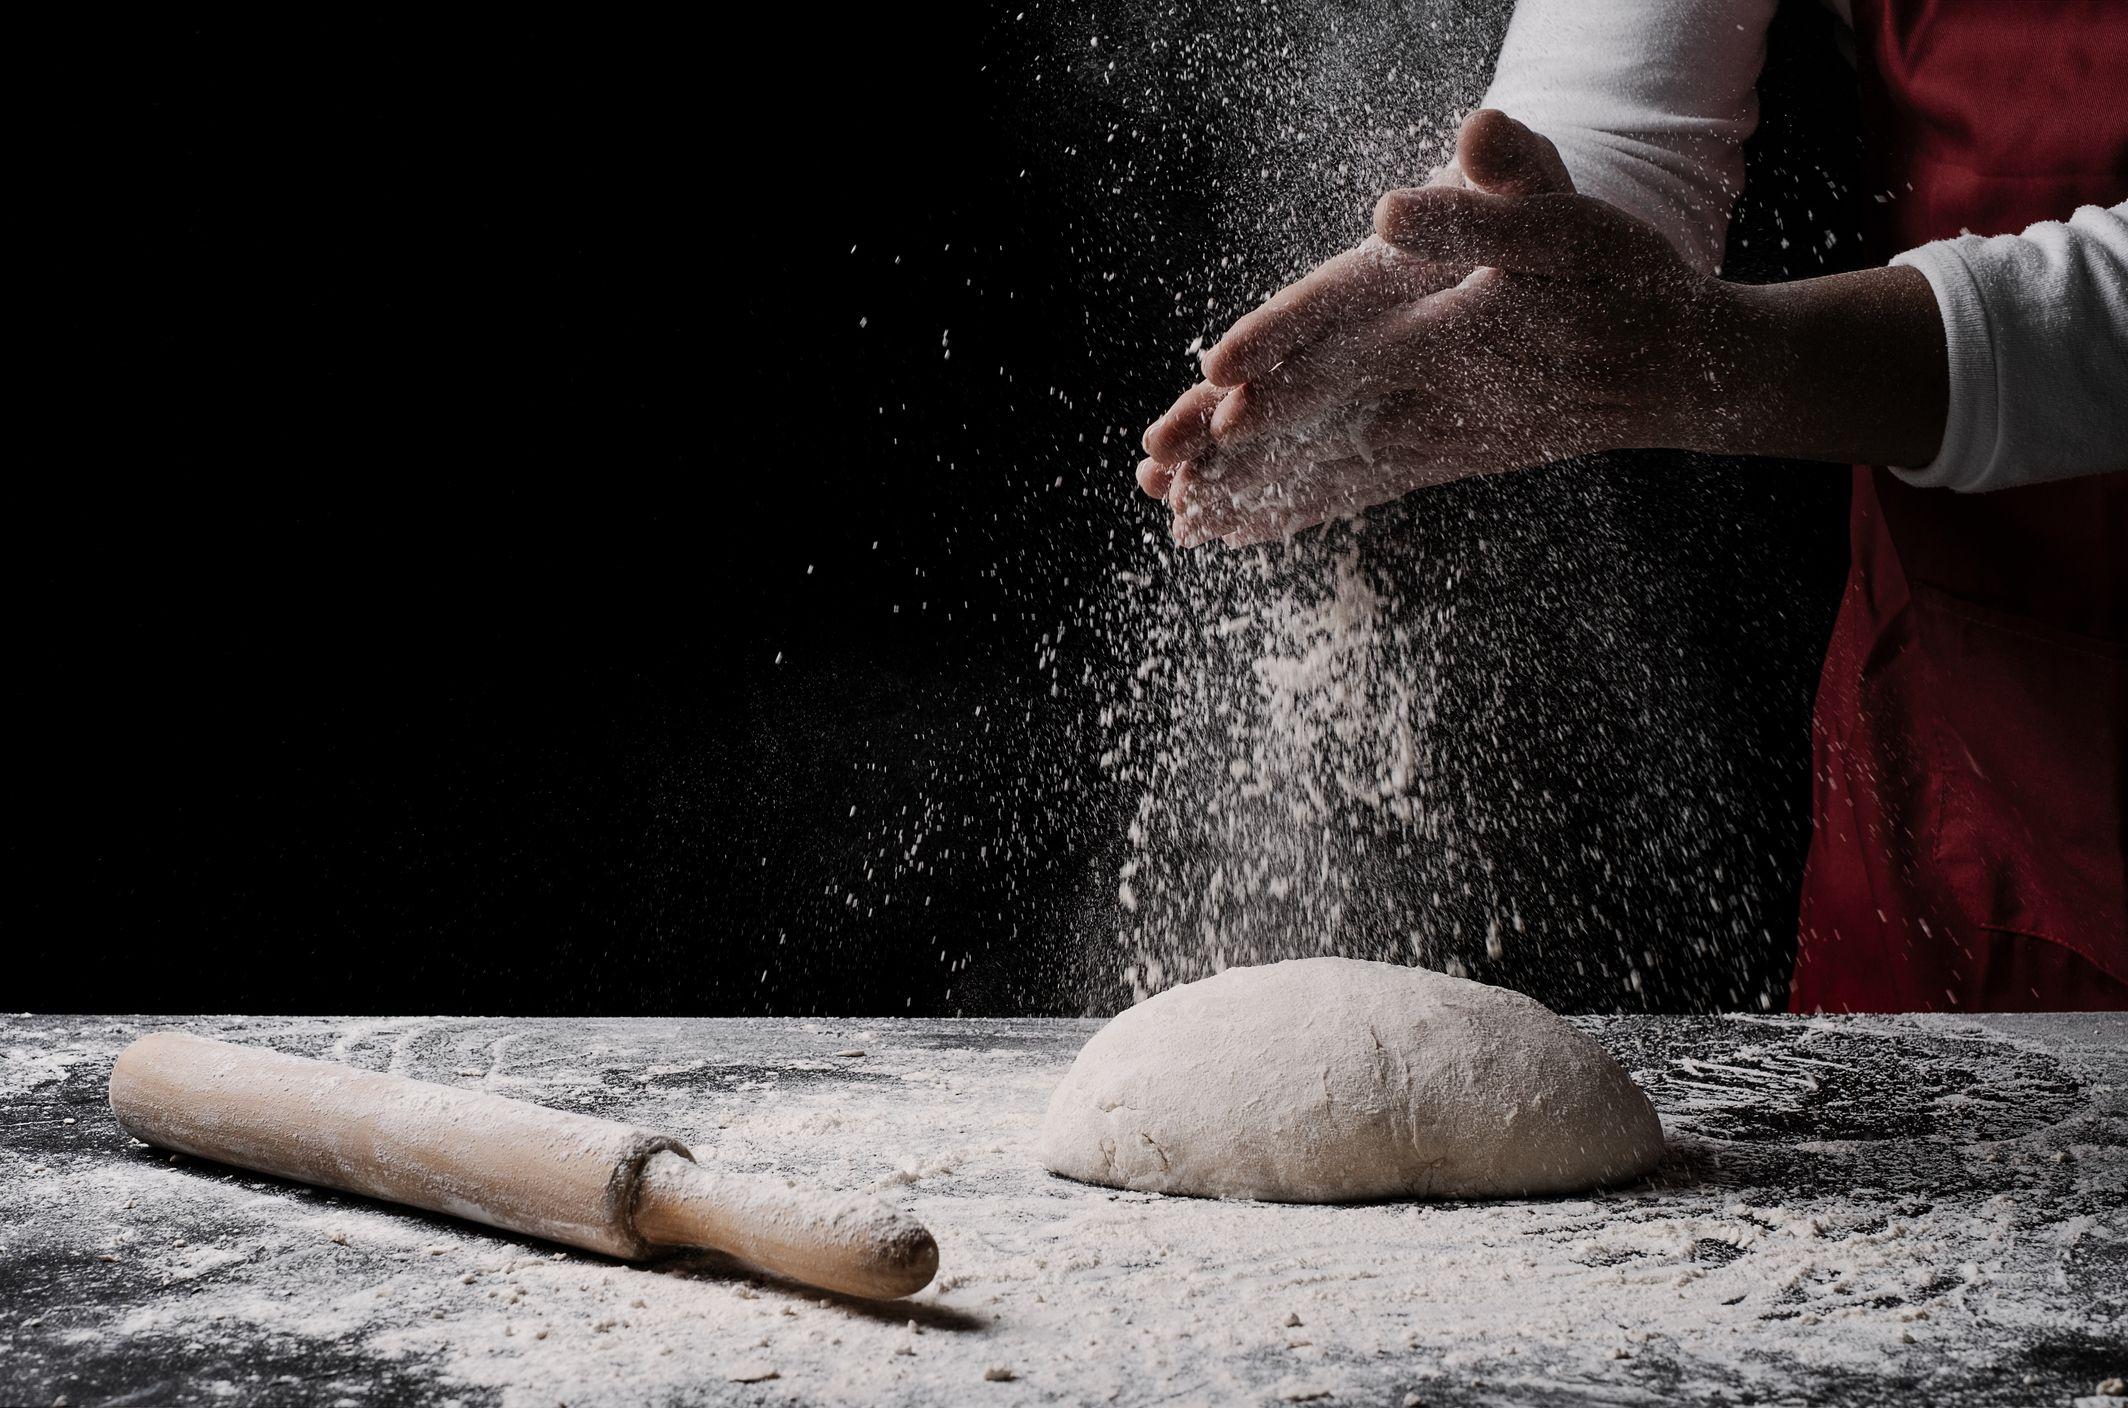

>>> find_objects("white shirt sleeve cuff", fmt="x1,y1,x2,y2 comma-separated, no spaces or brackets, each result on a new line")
1887,241,1999,492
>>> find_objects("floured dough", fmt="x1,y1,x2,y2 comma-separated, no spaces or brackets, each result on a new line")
1038,957,1664,1201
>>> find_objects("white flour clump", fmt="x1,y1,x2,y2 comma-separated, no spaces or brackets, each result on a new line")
1039,957,1664,1201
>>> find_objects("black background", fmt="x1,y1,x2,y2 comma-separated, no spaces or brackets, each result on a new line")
20,4,1859,1016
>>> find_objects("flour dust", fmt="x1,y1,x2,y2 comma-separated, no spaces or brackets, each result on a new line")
1103,543,1455,1001
1012,1,1818,1015
803,1,1836,1018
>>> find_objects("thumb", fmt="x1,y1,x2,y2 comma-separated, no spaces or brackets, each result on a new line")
1372,187,1646,279
1456,109,1574,196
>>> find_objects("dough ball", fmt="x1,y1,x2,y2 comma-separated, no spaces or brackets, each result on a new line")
1038,957,1663,1202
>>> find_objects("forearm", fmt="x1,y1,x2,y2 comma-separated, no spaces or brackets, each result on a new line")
1686,266,1948,468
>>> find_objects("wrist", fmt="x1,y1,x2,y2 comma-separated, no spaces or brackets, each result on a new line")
1671,278,1786,457
1672,268,1949,466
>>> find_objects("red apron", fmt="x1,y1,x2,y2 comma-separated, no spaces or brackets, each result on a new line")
1790,0,2128,1012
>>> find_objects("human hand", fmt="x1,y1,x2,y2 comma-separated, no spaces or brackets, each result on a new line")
1139,110,1731,547
1137,109,1568,501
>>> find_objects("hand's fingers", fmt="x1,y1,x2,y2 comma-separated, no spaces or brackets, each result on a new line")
1209,447,1515,547
1455,109,1574,197
1213,473,1377,547
1188,388,1479,507
1186,409,1378,501
1199,237,1461,388
1172,484,1248,547
1141,382,1228,464
1192,450,1445,547
1173,436,1403,543
1135,456,1176,499
1209,374,1343,448
1168,456,1215,506
1177,483,1296,546
1170,454,1300,544
1207,290,1487,446
1374,187,1656,279
1221,515,1324,549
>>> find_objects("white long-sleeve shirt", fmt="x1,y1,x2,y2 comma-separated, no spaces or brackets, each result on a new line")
1480,0,2128,491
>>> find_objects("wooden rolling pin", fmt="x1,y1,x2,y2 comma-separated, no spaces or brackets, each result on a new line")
108,1032,938,1300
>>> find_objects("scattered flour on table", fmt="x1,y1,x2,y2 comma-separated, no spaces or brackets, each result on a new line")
6,1014,2124,1406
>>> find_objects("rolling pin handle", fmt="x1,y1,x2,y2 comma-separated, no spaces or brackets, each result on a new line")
630,1151,939,1301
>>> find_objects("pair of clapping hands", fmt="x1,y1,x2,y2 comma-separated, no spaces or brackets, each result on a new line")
1137,110,1728,547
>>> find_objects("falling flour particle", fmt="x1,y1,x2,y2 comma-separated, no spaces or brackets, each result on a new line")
1106,549,1451,1004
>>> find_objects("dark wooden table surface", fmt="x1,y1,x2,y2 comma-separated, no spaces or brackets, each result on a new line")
3,1012,2122,1406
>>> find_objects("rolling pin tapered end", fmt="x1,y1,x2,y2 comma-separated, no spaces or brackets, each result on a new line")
631,1151,940,1300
